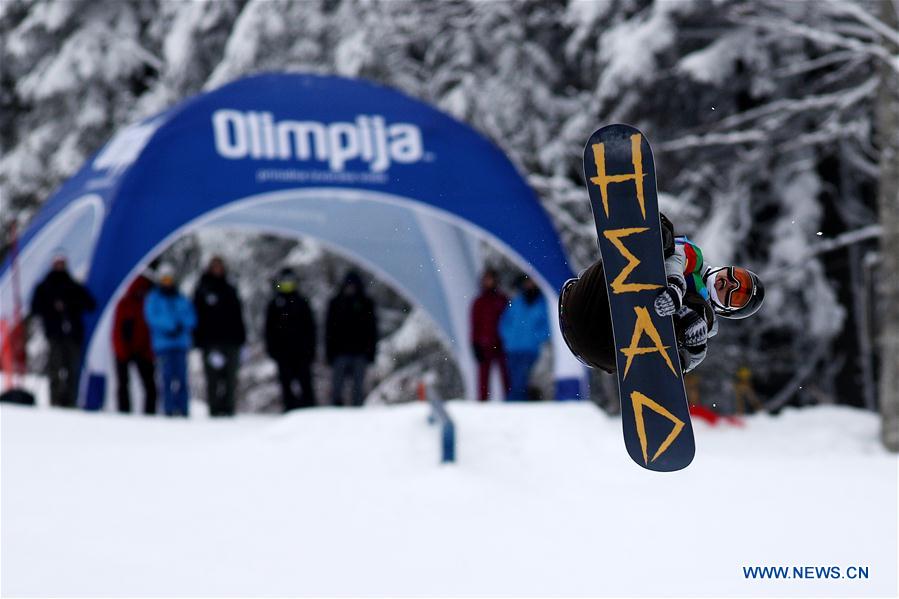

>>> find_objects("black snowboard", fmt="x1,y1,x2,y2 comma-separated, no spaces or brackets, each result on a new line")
582,124,695,472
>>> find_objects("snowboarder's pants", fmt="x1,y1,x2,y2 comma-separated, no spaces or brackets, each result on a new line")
558,259,617,374
47,338,81,408
476,345,509,401
115,355,157,414
506,351,539,401
277,359,315,411
156,349,189,416
202,345,240,416
331,354,368,407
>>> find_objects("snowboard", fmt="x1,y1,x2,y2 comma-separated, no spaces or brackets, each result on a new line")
582,124,695,472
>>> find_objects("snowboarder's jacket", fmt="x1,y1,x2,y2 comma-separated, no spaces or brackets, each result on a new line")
499,292,550,354
470,289,509,352
325,273,378,364
112,275,154,361
192,272,246,349
30,270,96,342
559,213,717,374
145,286,197,353
660,214,717,336
265,290,316,363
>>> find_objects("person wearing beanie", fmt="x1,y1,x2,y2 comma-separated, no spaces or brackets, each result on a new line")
470,268,510,401
499,275,550,401
264,267,317,411
193,256,246,416
144,263,196,417
111,274,156,414
325,270,379,407
29,250,96,408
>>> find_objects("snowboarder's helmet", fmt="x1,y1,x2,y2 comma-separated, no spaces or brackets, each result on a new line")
705,266,764,319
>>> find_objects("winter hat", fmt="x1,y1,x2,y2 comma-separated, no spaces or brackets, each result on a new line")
276,267,298,292
157,262,176,283
343,270,362,287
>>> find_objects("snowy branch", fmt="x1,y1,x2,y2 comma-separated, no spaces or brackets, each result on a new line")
742,16,899,74
763,225,883,278
710,77,878,132
771,50,857,78
656,130,767,152
822,0,899,48
776,118,869,153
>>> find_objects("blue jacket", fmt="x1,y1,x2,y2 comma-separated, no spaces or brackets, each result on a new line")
499,294,550,354
145,287,197,352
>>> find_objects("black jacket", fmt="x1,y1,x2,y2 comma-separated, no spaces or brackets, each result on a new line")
325,289,378,364
193,273,246,348
30,270,96,342
265,291,316,362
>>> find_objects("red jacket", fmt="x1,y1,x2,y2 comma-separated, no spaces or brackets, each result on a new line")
470,289,508,349
112,276,154,361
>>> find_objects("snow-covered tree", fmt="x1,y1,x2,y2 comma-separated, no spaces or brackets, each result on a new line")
1,0,896,423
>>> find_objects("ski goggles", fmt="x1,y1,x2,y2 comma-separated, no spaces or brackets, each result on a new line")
708,267,754,311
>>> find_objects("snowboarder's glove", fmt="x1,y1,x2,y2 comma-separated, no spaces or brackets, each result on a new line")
676,307,707,347
674,307,707,373
653,284,683,317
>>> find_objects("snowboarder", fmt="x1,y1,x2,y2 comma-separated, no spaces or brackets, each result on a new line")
29,250,96,408
145,263,196,417
265,267,317,411
559,214,765,375
193,256,246,416
325,271,378,407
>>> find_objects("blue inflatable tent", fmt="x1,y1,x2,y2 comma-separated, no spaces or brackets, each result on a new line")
0,73,585,405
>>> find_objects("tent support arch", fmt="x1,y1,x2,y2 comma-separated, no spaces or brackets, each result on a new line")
1,73,586,405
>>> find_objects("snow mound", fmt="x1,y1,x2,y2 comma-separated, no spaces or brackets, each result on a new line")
1,402,896,597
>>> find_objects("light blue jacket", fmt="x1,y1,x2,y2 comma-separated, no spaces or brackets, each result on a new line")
499,294,550,354
144,287,196,352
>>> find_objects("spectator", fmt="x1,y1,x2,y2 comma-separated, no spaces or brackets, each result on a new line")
500,275,550,401
326,271,378,407
111,274,156,414
145,263,196,417
193,256,246,417
265,268,317,411
30,250,96,407
470,268,509,401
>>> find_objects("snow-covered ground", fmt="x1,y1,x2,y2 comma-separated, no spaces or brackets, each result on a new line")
1,401,896,597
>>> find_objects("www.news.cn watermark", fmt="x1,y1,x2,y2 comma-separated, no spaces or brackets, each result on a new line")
743,565,870,580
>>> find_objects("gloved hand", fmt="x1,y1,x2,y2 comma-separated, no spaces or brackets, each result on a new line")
653,284,683,317
674,307,708,373
676,307,707,347
472,344,485,362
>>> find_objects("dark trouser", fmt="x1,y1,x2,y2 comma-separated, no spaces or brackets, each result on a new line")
47,338,81,408
277,359,315,411
476,345,510,401
506,351,539,401
331,354,368,407
559,259,617,373
156,349,189,417
202,345,240,416
115,356,157,414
